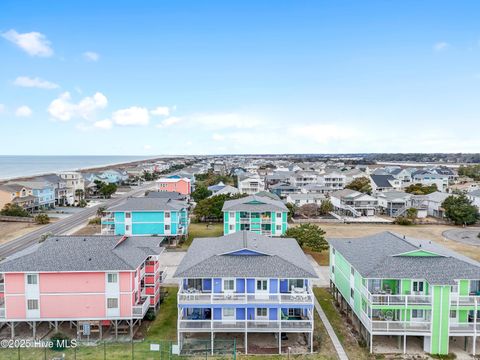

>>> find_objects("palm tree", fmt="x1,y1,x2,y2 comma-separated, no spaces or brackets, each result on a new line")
75,189,85,203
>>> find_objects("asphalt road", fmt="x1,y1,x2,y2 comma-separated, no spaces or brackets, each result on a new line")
0,183,155,258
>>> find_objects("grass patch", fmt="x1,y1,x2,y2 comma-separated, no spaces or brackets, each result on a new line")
314,287,373,360
183,222,223,248
305,250,329,266
146,287,178,340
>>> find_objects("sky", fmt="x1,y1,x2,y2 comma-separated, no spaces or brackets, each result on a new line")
1,1,480,156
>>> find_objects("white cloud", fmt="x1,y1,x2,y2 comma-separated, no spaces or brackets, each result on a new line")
14,76,59,89
93,119,113,130
156,116,181,128
2,29,53,57
433,42,449,51
112,106,149,126
15,105,32,117
151,106,170,116
48,92,108,121
83,51,99,62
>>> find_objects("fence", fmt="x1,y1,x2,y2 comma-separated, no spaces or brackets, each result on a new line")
0,339,236,360
0,215,34,223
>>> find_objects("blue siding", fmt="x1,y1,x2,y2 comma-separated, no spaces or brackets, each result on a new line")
171,223,177,234
269,279,278,294
115,224,125,235
236,279,245,293
280,279,288,293
213,278,222,293
132,223,164,235
247,308,255,320
213,308,222,320
203,279,212,291
246,279,255,293
236,308,245,320
131,211,164,222
269,309,278,320
171,212,178,222
114,212,125,222
228,249,264,256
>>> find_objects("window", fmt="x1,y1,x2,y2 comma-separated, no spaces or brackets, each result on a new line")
125,212,131,218
288,308,301,317
350,288,354,298
288,279,304,290
223,308,235,319
223,279,235,292
412,281,424,293
276,225,281,231
276,212,282,218
256,279,268,291
229,225,234,231
107,273,118,283
331,265,335,274
107,298,119,309
229,212,235,218
332,248,335,255
125,225,130,231
351,268,355,276
27,274,37,285
165,212,170,218
165,224,171,231
450,310,457,318
187,279,203,291
411,309,424,319
27,299,39,310
256,308,268,318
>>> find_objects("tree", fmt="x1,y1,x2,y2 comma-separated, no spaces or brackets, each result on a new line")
193,193,247,222
319,199,334,215
404,183,438,195
406,207,418,220
0,203,30,217
75,189,84,202
296,204,319,218
442,194,480,225
345,176,372,195
285,203,296,221
34,213,50,224
99,183,117,198
283,223,328,252
191,185,212,203
96,206,107,217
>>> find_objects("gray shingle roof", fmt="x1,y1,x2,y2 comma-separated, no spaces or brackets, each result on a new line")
145,191,187,200
174,231,318,279
108,197,186,211
222,194,288,212
0,236,164,272
328,232,480,285
370,175,395,188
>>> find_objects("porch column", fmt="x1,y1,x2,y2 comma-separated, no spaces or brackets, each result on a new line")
211,332,214,355
369,333,373,353
32,322,36,339
310,331,313,353
403,334,407,354
278,332,281,354
245,331,247,354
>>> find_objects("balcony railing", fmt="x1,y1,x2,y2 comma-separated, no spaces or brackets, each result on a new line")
450,294,480,307
449,323,480,334
0,283,4,292
360,311,431,334
361,285,431,306
178,291,314,305
178,319,313,332
132,296,150,318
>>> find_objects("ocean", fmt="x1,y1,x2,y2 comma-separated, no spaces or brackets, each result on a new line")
0,155,158,181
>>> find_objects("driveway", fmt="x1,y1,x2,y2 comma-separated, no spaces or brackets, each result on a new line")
306,254,330,287
442,227,480,246
159,250,186,285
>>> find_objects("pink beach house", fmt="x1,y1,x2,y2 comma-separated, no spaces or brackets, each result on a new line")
156,177,191,195
0,235,164,339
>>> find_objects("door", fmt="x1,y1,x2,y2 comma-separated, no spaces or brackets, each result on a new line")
412,280,425,295
25,274,40,319
124,212,132,235
256,279,269,300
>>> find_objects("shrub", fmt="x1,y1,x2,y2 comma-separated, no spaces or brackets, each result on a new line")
145,309,156,321
395,216,412,226
88,217,101,225
78,199,87,208
34,213,50,225
50,332,72,351
0,203,30,217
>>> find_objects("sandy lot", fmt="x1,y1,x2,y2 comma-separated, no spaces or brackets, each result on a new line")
317,223,480,261
0,222,47,244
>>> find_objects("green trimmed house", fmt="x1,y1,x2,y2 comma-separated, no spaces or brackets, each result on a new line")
222,194,288,236
328,232,480,356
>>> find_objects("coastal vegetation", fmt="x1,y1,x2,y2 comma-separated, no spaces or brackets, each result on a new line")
458,164,480,180
345,176,372,194
193,193,247,222
283,223,328,252
404,183,438,195
0,203,30,217
34,213,50,224
442,194,480,225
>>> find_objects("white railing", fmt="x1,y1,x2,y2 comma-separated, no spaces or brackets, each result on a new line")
178,291,314,305
178,319,313,332
361,285,431,306
132,296,150,318
371,320,431,333
159,267,167,283
449,323,480,334
139,266,146,279
450,295,480,307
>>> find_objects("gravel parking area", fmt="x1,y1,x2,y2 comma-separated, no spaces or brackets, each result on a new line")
442,227,480,246
159,250,186,285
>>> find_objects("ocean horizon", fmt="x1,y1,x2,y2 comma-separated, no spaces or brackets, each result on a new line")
0,155,159,181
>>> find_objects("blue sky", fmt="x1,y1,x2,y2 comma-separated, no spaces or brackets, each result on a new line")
1,1,480,155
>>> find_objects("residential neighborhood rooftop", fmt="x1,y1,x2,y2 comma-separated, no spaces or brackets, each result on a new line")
107,196,187,211
222,194,288,212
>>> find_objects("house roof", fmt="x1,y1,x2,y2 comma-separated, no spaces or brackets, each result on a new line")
0,236,164,272
174,231,318,278
288,193,325,201
0,184,26,193
330,189,376,201
328,232,480,285
212,185,239,196
376,191,411,201
424,191,450,203
107,197,186,211
145,191,186,200
370,174,395,188
469,189,480,197
222,194,288,212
